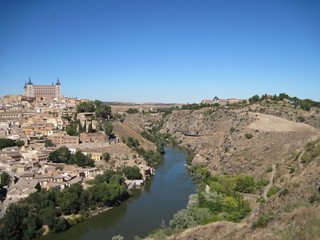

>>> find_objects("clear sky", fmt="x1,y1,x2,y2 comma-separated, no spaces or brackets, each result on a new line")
0,0,319,103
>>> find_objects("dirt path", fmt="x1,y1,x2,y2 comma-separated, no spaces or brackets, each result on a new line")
297,150,305,169
263,164,276,200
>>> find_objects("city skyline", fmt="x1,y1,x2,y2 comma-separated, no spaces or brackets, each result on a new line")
1,0,320,103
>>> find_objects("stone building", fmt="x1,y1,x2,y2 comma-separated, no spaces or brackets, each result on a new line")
23,78,62,98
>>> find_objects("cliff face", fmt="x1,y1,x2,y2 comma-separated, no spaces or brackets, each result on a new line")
162,109,320,178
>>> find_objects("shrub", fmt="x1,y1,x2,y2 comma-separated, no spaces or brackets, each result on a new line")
245,133,253,139
186,153,194,166
235,176,255,193
256,178,269,187
251,212,276,229
169,207,211,229
266,167,273,173
279,188,289,196
267,186,280,197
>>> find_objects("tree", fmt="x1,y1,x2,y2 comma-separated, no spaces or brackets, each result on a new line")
74,151,94,167
88,122,93,133
76,102,95,113
125,108,139,114
123,166,142,180
249,95,260,104
44,139,55,147
2,205,29,240
104,122,113,137
235,176,255,193
0,171,11,186
76,101,111,119
102,152,110,161
0,138,16,149
48,146,73,164
66,126,78,136
300,100,312,111
94,100,112,119
83,121,87,133
15,140,24,148
78,122,83,133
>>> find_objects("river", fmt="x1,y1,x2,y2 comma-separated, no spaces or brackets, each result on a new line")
41,147,196,240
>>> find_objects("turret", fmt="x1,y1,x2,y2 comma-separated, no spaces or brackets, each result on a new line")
56,78,61,85
27,77,33,85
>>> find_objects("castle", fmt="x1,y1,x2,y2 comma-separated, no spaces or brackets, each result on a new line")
23,78,62,98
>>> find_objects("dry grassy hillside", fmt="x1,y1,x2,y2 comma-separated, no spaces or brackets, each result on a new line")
124,103,320,240
113,119,156,151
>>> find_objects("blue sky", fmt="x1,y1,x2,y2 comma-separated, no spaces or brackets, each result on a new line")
0,0,319,103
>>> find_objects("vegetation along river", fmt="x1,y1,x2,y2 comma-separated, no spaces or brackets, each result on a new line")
41,147,196,240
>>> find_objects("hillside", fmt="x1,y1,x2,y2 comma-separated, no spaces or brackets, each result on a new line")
128,102,320,240
162,108,319,178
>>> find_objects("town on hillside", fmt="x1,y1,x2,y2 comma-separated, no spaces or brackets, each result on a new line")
0,80,155,218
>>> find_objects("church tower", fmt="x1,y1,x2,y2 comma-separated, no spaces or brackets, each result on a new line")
55,78,62,98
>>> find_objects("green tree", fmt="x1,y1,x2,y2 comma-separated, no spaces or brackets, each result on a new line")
102,152,110,161
235,176,255,193
0,138,16,149
88,122,93,133
0,171,11,186
249,95,260,104
83,120,87,133
15,140,24,148
94,100,112,119
104,122,113,137
78,122,83,133
300,100,312,111
74,151,94,167
66,126,77,136
2,205,29,240
76,102,95,113
125,108,139,114
44,139,55,147
123,166,142,180
48,146,73,164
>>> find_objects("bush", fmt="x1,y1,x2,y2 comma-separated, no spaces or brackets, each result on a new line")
102,152,110,161
252,212,276,229
266,167,273,173
267,186,280,197
186,153,194,166
245,133,253,139
125,108,139,114
169,207,211,229
235,176,255,193
256,178,269,187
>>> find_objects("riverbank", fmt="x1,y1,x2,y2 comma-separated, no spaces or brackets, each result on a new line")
40,147,196,240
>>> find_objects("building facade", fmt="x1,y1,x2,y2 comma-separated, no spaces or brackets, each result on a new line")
23,78,62,98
